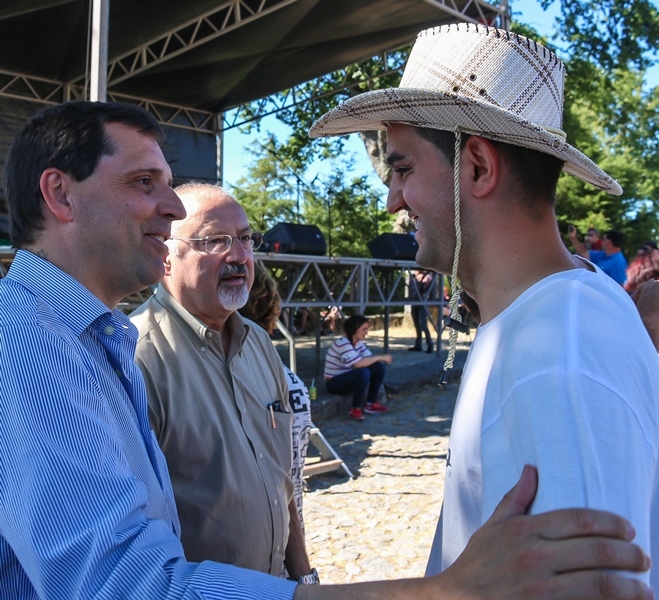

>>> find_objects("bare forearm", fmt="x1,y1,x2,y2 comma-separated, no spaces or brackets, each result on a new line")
569,235,589,258
353,356,382,368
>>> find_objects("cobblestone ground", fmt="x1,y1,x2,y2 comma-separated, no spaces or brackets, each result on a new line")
302,381,459,584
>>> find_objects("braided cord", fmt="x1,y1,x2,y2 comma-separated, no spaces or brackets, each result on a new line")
442,129,464,379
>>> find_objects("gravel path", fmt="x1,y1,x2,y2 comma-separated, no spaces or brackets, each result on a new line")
302,381,459,584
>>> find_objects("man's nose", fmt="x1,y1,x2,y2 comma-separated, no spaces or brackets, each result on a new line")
162,187,186,221
225,237,249,262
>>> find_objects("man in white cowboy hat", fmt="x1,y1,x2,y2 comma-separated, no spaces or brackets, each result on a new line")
310,23,659,594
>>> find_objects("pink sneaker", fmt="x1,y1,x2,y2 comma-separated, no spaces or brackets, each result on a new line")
348,408,365,421
364,401,389,414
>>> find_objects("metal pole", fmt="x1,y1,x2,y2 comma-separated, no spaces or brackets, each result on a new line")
89,0,109,102
216,112,224,186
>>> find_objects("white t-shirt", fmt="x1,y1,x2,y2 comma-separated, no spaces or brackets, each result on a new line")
426,266,659,592
283,366,312,532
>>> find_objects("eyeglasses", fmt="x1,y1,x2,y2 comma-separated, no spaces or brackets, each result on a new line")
171,232,263,254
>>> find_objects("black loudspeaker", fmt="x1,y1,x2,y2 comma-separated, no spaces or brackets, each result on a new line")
263,223,327,256
368,233,419,260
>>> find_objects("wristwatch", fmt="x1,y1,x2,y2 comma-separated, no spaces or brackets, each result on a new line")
295,568,320,585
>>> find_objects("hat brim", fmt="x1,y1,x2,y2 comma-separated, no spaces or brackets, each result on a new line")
309,88,622,195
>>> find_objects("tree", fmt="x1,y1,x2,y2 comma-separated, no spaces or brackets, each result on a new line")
533,0,659,252
232,134,394,256
234,1,659,255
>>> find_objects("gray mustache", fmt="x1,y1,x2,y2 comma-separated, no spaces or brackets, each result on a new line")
220,263,248,279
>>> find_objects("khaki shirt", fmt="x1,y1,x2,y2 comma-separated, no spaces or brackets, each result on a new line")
131,285,293,574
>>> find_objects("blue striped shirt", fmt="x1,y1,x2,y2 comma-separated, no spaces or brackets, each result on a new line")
323,337,372,379
0,250,296,599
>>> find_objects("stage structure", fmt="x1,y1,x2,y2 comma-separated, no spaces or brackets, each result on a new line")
0,0,509,235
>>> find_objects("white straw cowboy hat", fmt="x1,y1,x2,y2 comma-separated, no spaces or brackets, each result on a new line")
310,23,622,195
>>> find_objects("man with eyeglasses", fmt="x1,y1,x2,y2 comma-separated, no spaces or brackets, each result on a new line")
130,182,315,581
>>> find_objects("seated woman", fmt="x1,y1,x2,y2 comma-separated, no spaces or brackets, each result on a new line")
324,315,393,421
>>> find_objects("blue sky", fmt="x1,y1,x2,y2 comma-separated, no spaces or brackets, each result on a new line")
222,0,659,192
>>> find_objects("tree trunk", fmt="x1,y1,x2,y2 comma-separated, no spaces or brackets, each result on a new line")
359,130,415,234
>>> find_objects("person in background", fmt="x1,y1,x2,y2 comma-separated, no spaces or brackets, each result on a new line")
585,227,603,251
240,262,313,540
324,314,392,421
569,226,628,285
624,244,659,295
409,269,434,353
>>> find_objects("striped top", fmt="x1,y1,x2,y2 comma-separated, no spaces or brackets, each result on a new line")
324,336,372,379
0,250,295,599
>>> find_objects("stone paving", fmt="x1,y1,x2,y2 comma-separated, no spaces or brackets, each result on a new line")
301,380,460,584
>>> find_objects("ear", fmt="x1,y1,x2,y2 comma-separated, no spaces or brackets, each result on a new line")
461,136,500,198
39,168,75,223
163,245,173,277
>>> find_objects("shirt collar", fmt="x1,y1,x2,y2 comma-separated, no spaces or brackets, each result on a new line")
7,250,119,337
151,283,251,347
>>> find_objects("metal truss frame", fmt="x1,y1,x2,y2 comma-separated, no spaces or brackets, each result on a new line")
225,0,509,130
421,0,509,28
255,253,444,314
222,47,408,130
0,69,217,134
76,0,302,88
0,247,445,315
0,0,506,134
0,247,446,360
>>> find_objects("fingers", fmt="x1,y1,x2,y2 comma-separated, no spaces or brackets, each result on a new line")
488,464,538,522
518,506,636,542
534,571,653,600
521,536,650,575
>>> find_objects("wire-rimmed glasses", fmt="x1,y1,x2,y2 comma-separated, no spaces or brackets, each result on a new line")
171,232,263,254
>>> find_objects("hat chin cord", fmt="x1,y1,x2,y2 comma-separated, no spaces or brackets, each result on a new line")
440,128,467,386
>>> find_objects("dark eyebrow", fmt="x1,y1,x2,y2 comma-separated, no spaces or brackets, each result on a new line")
386,151,405,167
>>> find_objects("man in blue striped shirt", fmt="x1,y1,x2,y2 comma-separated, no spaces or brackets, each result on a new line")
0,101,650,600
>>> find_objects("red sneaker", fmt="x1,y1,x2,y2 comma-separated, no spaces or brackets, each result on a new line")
364,401,389,414
348,408,365,421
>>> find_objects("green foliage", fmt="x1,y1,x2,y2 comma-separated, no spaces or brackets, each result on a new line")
230,136,297,233
514,2,659,256
233,1,659,258
302,170,395,257
232,134,393,256
540,0,659,71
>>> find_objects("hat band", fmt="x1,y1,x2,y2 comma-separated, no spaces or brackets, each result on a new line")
542,125,567,140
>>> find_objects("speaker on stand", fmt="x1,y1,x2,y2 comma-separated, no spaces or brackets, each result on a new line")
262,223,327,256
367,233,419,260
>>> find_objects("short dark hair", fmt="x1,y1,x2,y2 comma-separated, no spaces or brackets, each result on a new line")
343,314,368,341
415,127,565,215
5,101,164,248
603,230,624,249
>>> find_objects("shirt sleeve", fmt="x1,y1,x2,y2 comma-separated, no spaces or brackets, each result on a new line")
357,341,373,360
0,324,296,600
337,339,362,367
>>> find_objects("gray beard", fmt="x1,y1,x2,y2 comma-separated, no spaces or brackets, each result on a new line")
218,282,249,312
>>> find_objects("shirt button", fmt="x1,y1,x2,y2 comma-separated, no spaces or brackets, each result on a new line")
273,499,278,506
104,325,114,336
259,452,264,459
205,331,212,338
200,346,206,352
242,408,247,414
114,369,122,378
276,545,281,553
